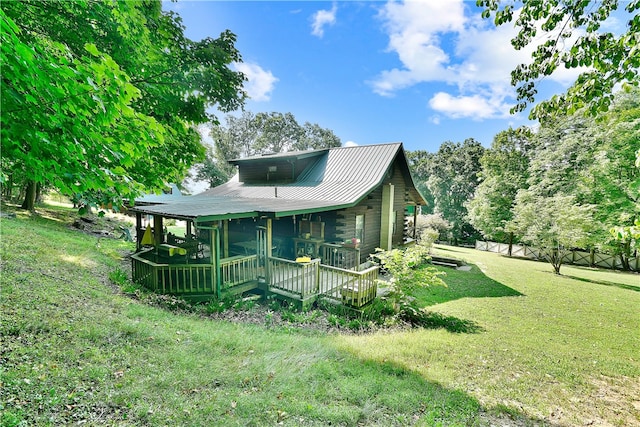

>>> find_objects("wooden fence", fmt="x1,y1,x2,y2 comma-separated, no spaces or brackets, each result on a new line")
475,241,639,272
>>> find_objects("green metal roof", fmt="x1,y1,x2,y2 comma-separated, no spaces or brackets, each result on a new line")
228,149,325,164
130,143,426,221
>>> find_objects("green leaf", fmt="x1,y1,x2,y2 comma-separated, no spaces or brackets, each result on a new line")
84,43,100,57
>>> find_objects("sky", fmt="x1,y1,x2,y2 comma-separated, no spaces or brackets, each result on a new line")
161,0,622,154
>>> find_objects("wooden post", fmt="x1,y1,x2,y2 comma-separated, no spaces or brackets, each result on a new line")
265,218,272,285
213,225,220,297
508,232,513,257
186,221,192,238
380,183,394,251
223,220,229,258
135,212,142,251
153,215,163,248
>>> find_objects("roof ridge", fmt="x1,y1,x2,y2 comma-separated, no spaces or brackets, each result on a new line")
331,141,402,150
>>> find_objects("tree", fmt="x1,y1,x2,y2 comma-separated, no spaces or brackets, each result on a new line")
193,146,229,189
254,112,303,154
510,193,594,274
1,7,161,211
373,238,446,326
406,150,436,212
295,122,341,151
478,0,640,120
581,87,640,269
506,106,598,273
424,139,485,244
610,220,640,270
504,88,639,271
467,127,534,250
208,111,260,181
1,1,246,211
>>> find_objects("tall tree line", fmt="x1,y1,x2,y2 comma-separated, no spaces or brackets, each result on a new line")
409,87,639,272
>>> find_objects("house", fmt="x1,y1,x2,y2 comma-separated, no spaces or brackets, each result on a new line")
129,142,426,308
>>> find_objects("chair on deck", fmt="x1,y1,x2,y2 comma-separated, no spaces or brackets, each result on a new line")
167,233,204,260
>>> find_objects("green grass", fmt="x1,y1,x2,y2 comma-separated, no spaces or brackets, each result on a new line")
335,245,640,426
2,207,639,426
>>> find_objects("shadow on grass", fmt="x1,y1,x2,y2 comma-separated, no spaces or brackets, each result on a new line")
339,354,560,427
565,274,640,293
412,263,524,308
408,309,485,334
432,244,470,254
403,262,523,335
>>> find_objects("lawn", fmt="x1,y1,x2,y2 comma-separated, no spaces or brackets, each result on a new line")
1,205,639,426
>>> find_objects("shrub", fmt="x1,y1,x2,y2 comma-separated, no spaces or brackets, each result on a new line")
373,238,446,327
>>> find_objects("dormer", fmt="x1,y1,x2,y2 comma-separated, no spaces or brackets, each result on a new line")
228,150,327,184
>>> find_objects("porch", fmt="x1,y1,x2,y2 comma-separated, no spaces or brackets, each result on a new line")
131,248,379,308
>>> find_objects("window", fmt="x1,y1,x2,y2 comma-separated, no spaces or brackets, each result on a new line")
355,214,364,244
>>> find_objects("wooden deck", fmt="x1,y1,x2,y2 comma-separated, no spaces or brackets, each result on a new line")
132,249,378,307
268,257,378,307
131,249,215,296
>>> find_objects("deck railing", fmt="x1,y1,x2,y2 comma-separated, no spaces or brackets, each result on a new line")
319,264,379,307
132,249,379,306
131,250,215,295
319,243,361,270
268,257,320,298
220,255,258,290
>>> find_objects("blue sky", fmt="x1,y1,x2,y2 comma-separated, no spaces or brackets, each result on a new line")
162,0,621,153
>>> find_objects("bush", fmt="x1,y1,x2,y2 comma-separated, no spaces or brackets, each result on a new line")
372,238,447,328
108,267,139,294
416,213,452,242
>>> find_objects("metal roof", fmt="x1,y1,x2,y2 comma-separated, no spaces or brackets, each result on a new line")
229,149,325,164
134,184,184,205
130,143,426,222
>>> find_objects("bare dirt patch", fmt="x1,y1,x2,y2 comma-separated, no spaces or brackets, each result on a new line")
582,375,640,426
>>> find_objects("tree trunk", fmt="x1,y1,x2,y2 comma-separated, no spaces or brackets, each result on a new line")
34,182,43,204
550,247,562,275
620,241,631,271
508,232,513,257
21,180,37,211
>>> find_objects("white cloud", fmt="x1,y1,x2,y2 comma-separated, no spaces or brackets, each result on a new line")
233,62,278,102
370,0,465,95
344,141,358,147
311,3,337,38
371,0,586,120
429,92,512,120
